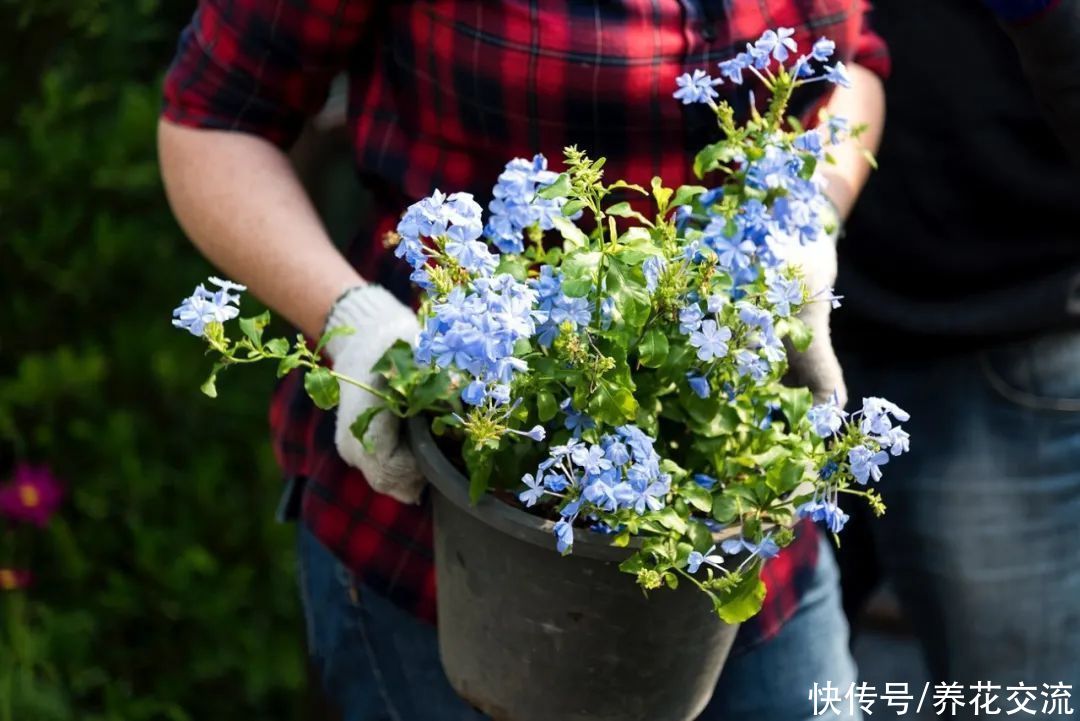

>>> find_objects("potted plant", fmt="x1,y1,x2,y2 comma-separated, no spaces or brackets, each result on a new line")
174,30,909,721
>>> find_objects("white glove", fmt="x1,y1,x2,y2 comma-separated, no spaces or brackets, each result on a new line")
324,285,426,504
777,225,848,408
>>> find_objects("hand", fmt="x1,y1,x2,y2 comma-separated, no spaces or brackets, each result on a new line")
778,228,848,408
324,285,426,504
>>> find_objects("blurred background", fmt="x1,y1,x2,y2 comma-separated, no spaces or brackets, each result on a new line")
0,2,941,720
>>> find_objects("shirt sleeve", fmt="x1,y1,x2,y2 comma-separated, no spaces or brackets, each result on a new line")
852,2,892,80
162,0,374,148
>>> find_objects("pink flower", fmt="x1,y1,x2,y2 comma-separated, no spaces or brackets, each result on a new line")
0,568,31,591
0,464,65,527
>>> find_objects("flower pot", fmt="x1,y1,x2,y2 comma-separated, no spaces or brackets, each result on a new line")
408,416,740,721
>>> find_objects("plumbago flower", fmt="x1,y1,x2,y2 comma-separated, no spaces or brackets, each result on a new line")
175,29,907,623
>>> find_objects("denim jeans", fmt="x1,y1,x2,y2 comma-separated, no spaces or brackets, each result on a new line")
298,526,861,721
840,330,1080,691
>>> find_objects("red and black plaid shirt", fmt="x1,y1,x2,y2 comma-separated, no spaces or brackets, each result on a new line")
164,0,888,640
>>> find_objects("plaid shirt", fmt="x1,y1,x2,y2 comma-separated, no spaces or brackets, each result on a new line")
164,0,888,640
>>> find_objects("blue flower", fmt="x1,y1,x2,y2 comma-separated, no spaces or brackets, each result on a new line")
807,397,848,438
643,255,667,293
762,27,798,62
686,371,711,399
445,237,498,276
673,69,722,105
735,349,769,381
554,519,574,554
797,499,848,533
878,426,910,456
571,444,613,476
819,460,838,480
811,37,836,62
461,380,488,406
561,398,596,435
793,131,823,157
600,297,615,330
689,320,732,362
849,445,889,484
518,473,546,508
720,534,780,560
859,397,910,435
485,155,572,254
694,473,718,490
602,437,631,466
678,303,705,333
718,52,752,84
823,61,852,88
687,545,725,574
765,275,803,318
172,279,246,336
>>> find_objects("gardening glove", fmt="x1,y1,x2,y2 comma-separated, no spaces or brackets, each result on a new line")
777,222,848,408
324,284,425,504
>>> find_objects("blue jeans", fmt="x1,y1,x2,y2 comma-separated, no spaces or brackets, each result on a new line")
298,527,861,721
841,330,1080,688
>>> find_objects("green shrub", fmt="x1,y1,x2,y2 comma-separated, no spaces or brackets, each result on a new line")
0,2,305,718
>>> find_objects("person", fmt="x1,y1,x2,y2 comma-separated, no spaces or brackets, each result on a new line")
158,2,888,719
835,0,1080,698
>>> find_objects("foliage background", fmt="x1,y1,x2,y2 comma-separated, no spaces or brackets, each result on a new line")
0,1,311,718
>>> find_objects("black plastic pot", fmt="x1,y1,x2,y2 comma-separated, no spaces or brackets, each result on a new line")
408,416,740,721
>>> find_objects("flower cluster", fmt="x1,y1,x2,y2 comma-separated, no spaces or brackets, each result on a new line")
520,425,670,554
485,155,575,254
531,265,592,348
416,275,537,407
172,277,246,336
396,190,496,287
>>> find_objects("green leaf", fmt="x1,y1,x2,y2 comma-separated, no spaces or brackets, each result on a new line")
779,316,813,352
303,367,340,410
712,494,740,524
606,201,651,225
407,371,451,415
349,406,386,453
693,141,742,179
315,326,355,355
372,340,420,395
264,337,289,356
607,179,649,195
778,385,813,428
768,458,808,495
686,520,714,552
463,444,495,503
562,198,588,217
650,177,673,213
604,258,651,332
276,352,303,378
655,506,688,535
238,312,270,348
561,250,602,297
638,327,669,368
536,390,559,422
681,482,713,513
537,172,571,199
552,214,591,251
671,184,707,208
200,367,221,399
588,379,638,425
713,570,767,624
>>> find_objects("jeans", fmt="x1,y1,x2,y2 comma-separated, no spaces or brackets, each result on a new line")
840,330,1080,690
298,526,861,721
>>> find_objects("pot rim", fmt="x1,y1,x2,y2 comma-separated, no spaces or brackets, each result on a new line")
407,415,746,562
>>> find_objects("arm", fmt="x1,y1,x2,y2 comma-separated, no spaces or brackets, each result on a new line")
161,0,424,503
158,120,363,339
